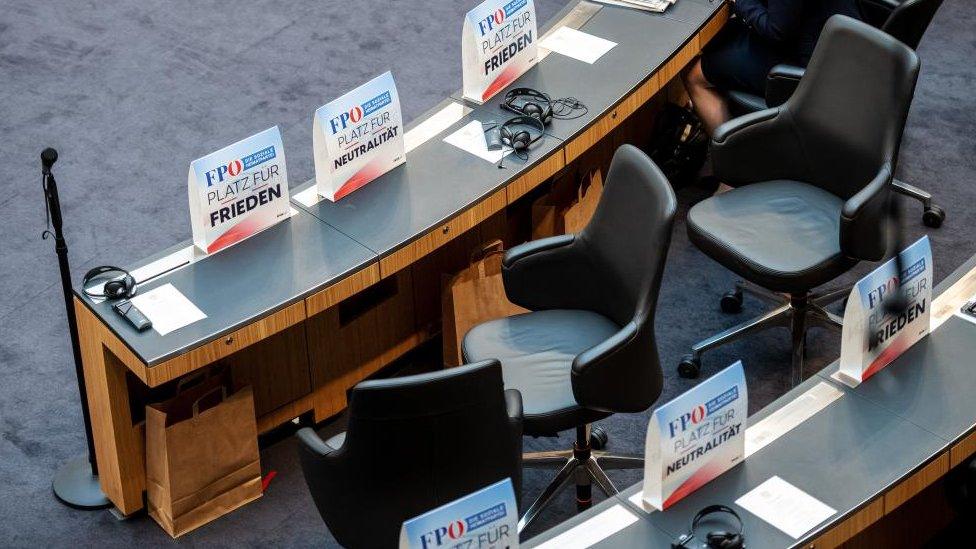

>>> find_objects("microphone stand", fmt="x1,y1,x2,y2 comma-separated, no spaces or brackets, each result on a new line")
43,148,111,510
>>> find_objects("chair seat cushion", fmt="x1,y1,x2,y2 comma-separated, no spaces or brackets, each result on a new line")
462,309,619,436
687,180,856,293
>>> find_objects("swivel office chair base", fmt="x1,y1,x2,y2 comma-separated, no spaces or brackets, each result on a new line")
678,281,848,386
518,425,643,533
893,178,945,228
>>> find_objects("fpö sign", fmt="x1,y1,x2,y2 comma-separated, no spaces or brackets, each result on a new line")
313,71,405,202
188,127,291,254
643,362,747,510
838,236,932,386
400,479,519,549
462,0,537,103
327,90,392,135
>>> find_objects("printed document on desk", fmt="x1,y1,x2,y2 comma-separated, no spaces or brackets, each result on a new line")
736,476,836,539
444,120,512,163
539,26,617,64
592,0,671,13
129,284,206,336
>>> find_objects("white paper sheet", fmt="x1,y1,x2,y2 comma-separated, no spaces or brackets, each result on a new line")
539,26,617,64
534,504,638,549
443,120,512,163
129,283,207,336
735,476,836,539
592,0,670,13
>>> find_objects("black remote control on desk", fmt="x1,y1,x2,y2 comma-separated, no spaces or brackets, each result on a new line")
113,299,152,332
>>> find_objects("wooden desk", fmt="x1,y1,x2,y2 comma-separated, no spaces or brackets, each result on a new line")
75,1,729,516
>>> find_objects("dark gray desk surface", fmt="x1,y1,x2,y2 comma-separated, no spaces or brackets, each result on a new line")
290,110,566,258
74,209,376,366
296,0,723,260
72,0,723,370
457,1,718,142
528,254,976,548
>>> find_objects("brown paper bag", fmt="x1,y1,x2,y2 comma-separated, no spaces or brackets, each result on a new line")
563,168,604,233
146,379,263,538
442,240,528,366
531,168,604,238
530,169,578,239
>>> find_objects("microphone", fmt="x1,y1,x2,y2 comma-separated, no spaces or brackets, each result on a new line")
41,147,58,175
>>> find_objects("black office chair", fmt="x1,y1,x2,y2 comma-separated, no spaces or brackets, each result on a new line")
463,145,677,532
726,0,945,227
295,360,523,548
678,16,920,385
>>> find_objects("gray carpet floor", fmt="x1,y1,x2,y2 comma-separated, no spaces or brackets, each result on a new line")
1,0,974,546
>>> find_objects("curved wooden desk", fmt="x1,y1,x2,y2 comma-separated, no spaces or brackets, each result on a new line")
74,0,729,516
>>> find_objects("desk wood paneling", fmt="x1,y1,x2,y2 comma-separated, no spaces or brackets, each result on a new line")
378,187,509,278
804,498,884,549
75,2,732,517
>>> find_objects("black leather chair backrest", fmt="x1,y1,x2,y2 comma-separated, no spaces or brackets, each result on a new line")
574,147,676,412
580,146,677,331
711,16,919,261
857,0,944,49
502,145,677,412
786,16,919,201
882,0,944,49
297,360,522,549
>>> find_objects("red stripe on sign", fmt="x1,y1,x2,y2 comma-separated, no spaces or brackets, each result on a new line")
482,64,523,102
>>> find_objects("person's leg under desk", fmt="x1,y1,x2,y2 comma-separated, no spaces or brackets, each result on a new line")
682,57,730,136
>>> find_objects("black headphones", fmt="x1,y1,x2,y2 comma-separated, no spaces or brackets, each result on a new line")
82,266,137,300
672,505,745,549
499,115,545,152
502,88,554,125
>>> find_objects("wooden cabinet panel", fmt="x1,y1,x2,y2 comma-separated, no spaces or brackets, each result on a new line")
379,189,508,278
306,269,422,421
147,301,306,387
222,323,312,418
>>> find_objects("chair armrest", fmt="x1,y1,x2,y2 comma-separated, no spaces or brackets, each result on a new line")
841,163,893,261
571,321,657,412
502,234,575,267
296,427,341,457
503,234,598,311
504,389,523,421
711,107,806,186
765,64,805,108
504,388,524,440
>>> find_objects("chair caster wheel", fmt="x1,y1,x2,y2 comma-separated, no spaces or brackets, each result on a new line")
678,354,702,379
590,425,609,450
720,290,743,314
923,205,945,228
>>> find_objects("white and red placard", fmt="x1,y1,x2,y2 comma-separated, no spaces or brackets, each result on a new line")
313,71,405,202
462,0,538,104
399,479,518,549
188,127,291,254
643,362,747,510
837,236,932,386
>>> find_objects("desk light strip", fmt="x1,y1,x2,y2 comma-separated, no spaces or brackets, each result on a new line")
533,503,639,549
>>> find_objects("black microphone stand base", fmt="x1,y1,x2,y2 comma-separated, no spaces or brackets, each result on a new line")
52,457,111,510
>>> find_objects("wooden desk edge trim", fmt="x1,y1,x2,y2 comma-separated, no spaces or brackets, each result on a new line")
145,300,307,387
